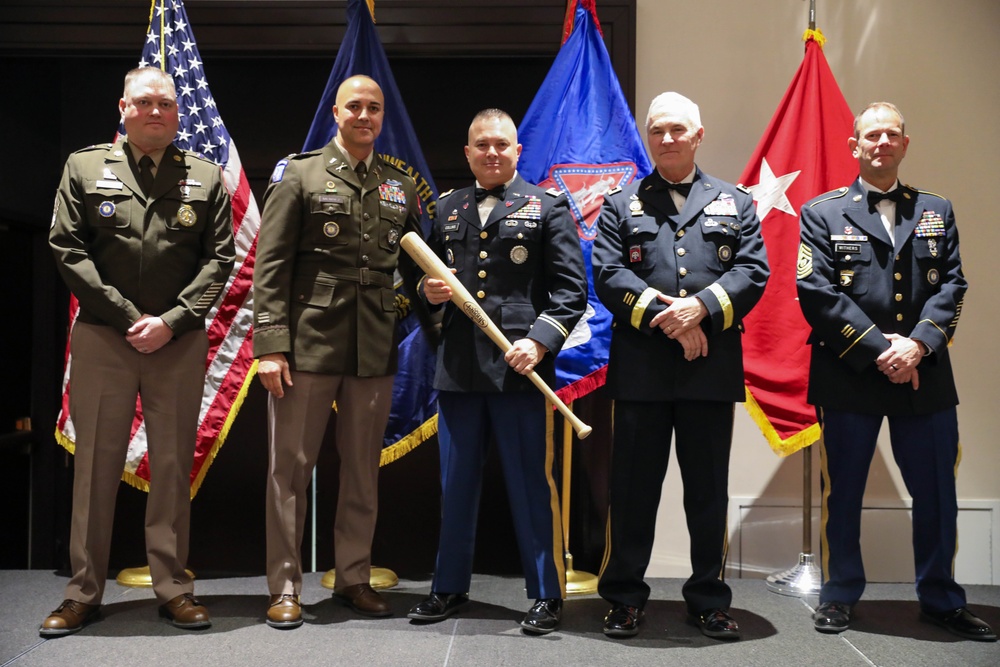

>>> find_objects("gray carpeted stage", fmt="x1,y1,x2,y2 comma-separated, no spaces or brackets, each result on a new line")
1,571,997,666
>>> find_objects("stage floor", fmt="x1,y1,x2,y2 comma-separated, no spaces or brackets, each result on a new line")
1,571,997,666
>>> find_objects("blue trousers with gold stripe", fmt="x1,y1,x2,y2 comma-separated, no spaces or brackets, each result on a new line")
818,407,967,613
431,391,566,600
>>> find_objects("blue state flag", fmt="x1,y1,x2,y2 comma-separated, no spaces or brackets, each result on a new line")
303,0,438,463
518,0,652,402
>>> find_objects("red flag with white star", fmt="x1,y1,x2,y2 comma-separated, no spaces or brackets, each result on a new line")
739,31,856,455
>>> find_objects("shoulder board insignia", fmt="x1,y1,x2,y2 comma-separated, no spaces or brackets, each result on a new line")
916,188,946,200
546,187,562,197
80,143,111,153
186,151,216,164
736,183,751,195
606,186,622,196
290,150,321,160
809,187,850,207
439,189,455,198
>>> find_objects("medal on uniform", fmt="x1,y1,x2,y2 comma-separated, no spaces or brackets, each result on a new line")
325,180,337,192
387,228,399,246
446,248,455,265
510,245,529,264
629,245,642,263
718,245,733,262
839,270,854,287
323,221,340,238
927,268,940,285
176,204,197,227
928,238,939,257
98,201,115,217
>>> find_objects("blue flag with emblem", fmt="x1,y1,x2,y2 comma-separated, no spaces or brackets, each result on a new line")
302,0,439,463
518,0,652,402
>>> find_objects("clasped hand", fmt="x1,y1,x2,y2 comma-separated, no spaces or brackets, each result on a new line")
649,294,709,361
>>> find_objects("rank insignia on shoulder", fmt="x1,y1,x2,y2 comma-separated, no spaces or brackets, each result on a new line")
607,186,622,196
736,183,751,195
546,187,562,197
440,189,455,198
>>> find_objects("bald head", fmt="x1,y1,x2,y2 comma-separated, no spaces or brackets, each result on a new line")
333,75,385,160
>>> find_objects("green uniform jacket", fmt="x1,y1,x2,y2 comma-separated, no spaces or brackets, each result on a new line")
49,139,235,336
253,141,422,377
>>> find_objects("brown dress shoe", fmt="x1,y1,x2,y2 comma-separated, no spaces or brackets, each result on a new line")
39,599,100,637
266,594,303,629
159,593,211,629
334,583,392,617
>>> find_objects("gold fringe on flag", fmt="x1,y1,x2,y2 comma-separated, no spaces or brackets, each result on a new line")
744,387,821,457
802,28,826,48
379,414,438,466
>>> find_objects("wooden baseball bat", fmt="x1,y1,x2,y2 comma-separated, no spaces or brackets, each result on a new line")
400,231,592,439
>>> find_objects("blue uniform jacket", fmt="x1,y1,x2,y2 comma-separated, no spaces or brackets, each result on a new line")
593,168,769,402
426,175,587,393
797,180,967,416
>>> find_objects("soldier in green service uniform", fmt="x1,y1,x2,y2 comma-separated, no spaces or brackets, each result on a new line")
253,74,422,628
43,67,235,637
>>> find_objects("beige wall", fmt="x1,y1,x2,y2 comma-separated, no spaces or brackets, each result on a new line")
633,0,1000,578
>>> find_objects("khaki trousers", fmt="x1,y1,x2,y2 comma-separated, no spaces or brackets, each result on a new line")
65,322,207,605
265,371,393,595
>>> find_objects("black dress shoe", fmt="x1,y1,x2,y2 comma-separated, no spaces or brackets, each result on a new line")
813,601,851,633
691,608,740,640
520,598,562,634
921,607,997,641
602,604,642,638
407,592,469,622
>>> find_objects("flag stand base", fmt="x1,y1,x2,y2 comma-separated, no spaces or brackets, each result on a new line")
116,566,195,588
564,553,598,596
320,567,399,591
765,552,821,597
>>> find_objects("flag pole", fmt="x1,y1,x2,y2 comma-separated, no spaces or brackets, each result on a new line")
560,402,597,594
764,0,822,597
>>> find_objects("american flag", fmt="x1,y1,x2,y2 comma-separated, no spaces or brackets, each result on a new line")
55,0,260,496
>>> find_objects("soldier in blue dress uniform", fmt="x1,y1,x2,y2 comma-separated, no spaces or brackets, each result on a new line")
798,102,994,641
407,109,586,635
593,92,768,640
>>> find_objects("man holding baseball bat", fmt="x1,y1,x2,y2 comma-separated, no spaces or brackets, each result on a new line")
406,109,586,634
593,92,769,640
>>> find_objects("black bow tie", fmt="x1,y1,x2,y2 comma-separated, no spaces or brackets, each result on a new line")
867,189,904,206
656,179,692,197
475,185,506,202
